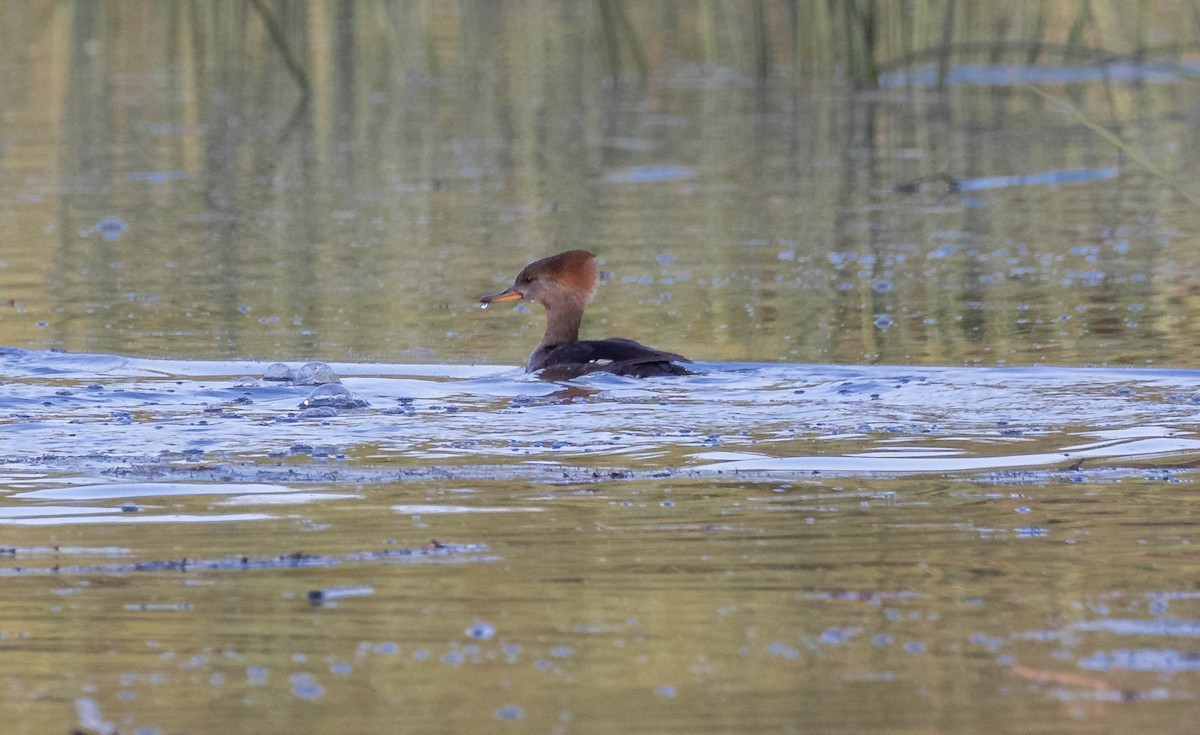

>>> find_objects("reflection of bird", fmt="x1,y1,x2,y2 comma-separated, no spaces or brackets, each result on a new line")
480,250,692,378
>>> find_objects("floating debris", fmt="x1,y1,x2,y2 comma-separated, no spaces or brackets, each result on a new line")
307,585,375,605
297,406,339,420
893,168,1117,195
123,602,194,612
0,542,492,577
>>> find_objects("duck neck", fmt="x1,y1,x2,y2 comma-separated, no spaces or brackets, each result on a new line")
528,304,583,371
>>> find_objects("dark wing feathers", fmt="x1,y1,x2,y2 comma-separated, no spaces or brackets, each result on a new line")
539,338,692,378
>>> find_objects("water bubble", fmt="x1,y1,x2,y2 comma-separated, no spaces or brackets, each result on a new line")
95,215,128,241
493,705,525,720
288,673,324,700
654,685,678,698
766,642,801,658
873,314,894,330
969,633,1004,650
299,383,368,410
819,628,854,645
294,362,338,385
466,621,496,640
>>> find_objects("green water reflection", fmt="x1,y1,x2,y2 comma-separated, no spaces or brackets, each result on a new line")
3,476,1199,733
1,2,1199,367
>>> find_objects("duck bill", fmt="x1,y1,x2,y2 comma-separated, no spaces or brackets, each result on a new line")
480,287,524,304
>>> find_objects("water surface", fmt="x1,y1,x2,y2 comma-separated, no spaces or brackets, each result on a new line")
4,348,1200,733
4,2,1200,734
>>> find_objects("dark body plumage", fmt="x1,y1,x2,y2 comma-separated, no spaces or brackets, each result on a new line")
532,337,692,378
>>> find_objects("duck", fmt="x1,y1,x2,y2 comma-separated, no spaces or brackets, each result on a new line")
480,250,692,378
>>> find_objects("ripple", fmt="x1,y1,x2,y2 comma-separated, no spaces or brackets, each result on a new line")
1072,618,1200,638
4,349,1200,484
1078,649,1200,672
603,165,695,184
13,483,299,501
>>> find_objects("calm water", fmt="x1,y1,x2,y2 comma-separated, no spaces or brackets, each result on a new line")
4,3,1200,734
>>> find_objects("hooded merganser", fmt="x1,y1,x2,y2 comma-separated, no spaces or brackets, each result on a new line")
480,250,692,378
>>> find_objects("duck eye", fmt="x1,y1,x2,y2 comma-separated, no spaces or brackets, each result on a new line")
521,275,535,284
